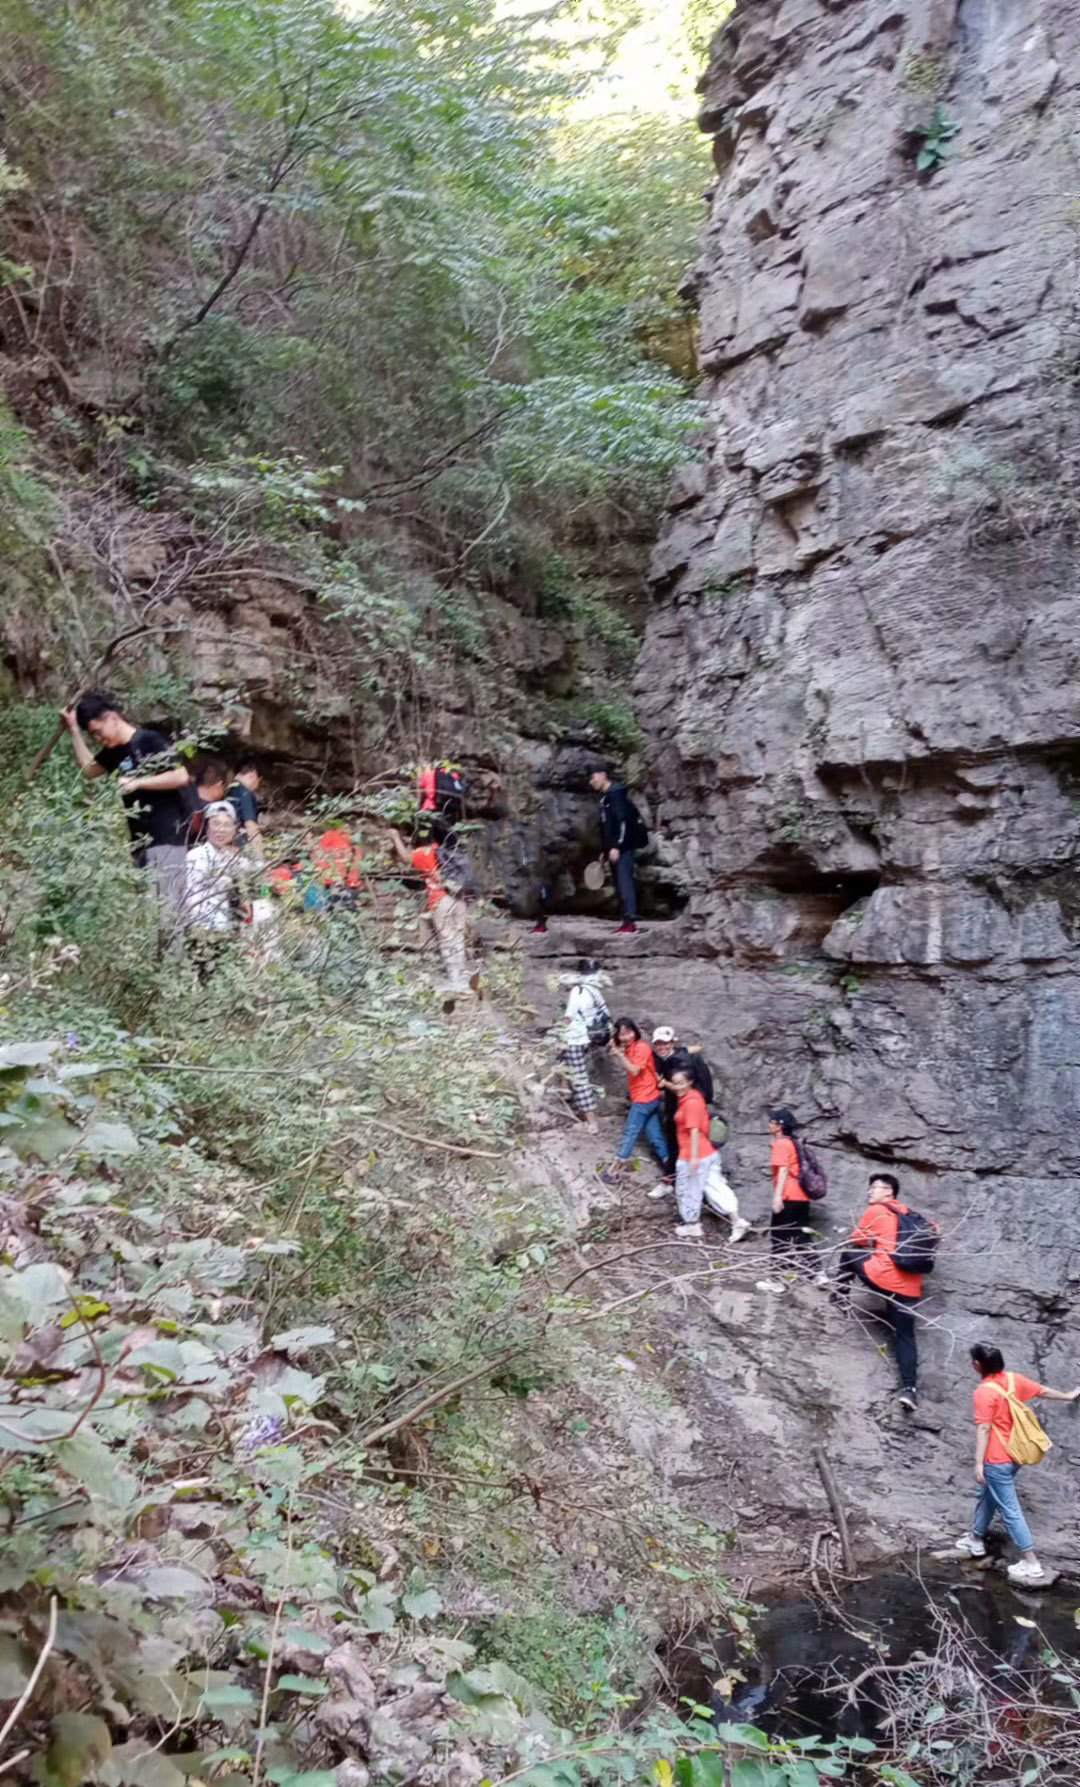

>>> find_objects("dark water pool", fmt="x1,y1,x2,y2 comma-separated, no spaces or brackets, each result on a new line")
670,1560,1080,1743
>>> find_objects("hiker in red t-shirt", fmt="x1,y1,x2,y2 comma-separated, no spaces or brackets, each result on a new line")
600,1018,672,1186
768,1107,813,1259
955,1342,1080,1586
833,1171,924,1411
665,1069,750,1243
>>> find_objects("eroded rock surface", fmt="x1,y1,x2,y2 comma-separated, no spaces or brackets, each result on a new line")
531,0,1080,1566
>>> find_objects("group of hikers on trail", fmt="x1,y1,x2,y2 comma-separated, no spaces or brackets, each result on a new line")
59,697,646,991
58,693,484,989
557,962,1080,1586
56,698,1078,1582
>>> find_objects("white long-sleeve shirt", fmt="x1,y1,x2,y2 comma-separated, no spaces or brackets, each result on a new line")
564,979,608,1048
184,843,252,932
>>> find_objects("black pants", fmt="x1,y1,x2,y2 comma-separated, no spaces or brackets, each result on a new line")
771,1200,814,1255
839,1248,919,1390
613,850,637,921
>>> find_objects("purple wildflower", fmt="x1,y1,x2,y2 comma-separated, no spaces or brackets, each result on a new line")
241,1412,285,1453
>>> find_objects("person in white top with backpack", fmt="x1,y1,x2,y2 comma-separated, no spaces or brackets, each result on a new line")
558,959,610,1134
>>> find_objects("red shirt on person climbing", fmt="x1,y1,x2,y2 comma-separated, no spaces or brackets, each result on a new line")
770,1134,807,1203
850,1200,923,1298
411,845,446,910
675,1089,716,1162
974,1370,1044,1466
624,1039,660,1103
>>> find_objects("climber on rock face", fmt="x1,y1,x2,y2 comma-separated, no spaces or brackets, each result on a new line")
588,763,648,935
955,1342,1080,1587
667,1068,749,1244
601,1018,671,1186
387,819,477,997
831,1172,926,1412
767,1107,814,1263
652,1026,716,1171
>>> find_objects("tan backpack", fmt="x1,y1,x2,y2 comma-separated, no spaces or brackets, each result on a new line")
992,1373,1052,1467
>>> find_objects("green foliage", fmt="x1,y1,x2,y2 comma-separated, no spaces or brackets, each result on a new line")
471,1610,642,1731
1,0,703,700
580,697,641,759
914,105,960,172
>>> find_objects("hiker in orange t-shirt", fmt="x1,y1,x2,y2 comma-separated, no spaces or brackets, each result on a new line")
834,1172,923,1411
666,1070,750,1243
955,1342,1080,1586
768,1107,813,1259
600,1018,672,1186
387,822,470,993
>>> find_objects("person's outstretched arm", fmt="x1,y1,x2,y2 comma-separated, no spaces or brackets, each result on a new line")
1035,1385,1080,1401
387,828,413,868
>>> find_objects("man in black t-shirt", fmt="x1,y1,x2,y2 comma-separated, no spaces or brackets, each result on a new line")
61,690,190,918
226,757,264,860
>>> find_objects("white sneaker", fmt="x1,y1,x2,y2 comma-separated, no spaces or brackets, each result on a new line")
813,1271,831,1290
730,1216,751,1243
674,1222,704,1239
1008,1558,1048,1585
955,1533,986,1558
648,1183,670,1200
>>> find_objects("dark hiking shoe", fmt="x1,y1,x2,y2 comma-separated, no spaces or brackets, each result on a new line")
599,1166,624,1187
896,1386,919,1411
616,921,638,934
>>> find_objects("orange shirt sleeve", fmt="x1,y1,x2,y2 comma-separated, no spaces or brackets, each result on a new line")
1010,1373,1044,1401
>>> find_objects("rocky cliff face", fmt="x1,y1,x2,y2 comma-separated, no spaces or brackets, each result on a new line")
574,0,1080,1561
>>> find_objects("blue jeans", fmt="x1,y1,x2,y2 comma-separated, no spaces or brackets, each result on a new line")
613,850,637,921
617,1098,669,1169
974,1461,1033,1552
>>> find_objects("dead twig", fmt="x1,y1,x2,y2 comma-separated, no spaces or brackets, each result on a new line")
0,1594,58,1754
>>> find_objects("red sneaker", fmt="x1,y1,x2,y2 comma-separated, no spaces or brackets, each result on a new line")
530,921,548,934
616,921,638,934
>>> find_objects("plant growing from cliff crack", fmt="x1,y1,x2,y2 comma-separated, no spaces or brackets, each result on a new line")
913,105,960,173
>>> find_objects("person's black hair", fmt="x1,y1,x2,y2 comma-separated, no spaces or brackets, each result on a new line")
971,1343,1005,1378
75,689,121,729
767,1106,799,1136
195,757,228,787
614,1016,641,1041
420,815,452,846
234,755,261,776
868,1171,900,1196
577,958,599,977
588,760,613,780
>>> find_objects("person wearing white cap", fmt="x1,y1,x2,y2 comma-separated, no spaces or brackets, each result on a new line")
652,1026,714,1184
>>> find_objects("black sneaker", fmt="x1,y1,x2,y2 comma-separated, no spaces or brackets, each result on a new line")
896,1386,918,1411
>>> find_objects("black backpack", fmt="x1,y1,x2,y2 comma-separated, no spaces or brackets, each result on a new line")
625,796,649,851
793,1136,829,1201
689,1053,714,1106
583,985,612,1048
436,838,477,900
434,767,466,824
888,1202,940,1275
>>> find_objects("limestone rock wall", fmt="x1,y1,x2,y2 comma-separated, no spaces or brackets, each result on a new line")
619,0,1080,1553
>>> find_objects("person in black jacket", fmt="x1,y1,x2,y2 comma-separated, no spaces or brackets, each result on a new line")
651,1027,716,1188
589,764,647,934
